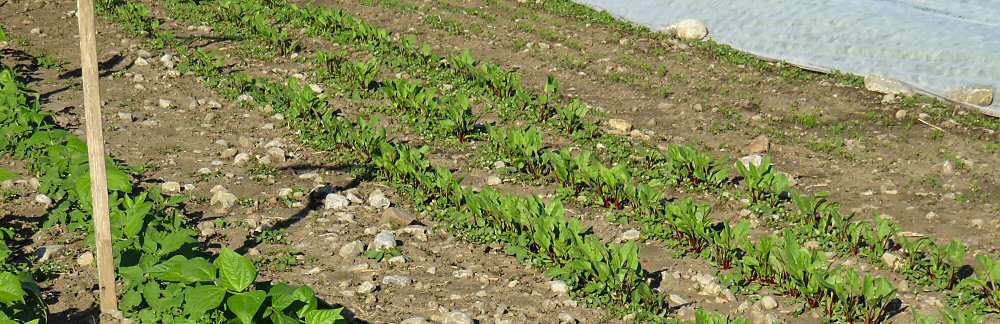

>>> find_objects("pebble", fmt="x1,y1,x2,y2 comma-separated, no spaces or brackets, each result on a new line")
76,251,94,267
882,252,903,270
210,188,237,209
607,119,633,133
368,189,391,209
668,294,687,305
549,280,569,294
338,241,365,258
159,54,175,69
382,275,412,287
221,148,238,159
266,147,286,164
443,311,473,324
493,161,506,169
739,154,764,168
161,181,181,193
34,194,52,206
942,161,954,176
356,281,378,294
452,269,473,279
371,231,397,250
324,193,350,210
158,98,175,109
398,225,428,241
117,112,134,122
383,207,416,227
925,211,938,220
486,176,502,186
233,153,251,165
401,317,431,324
619,229,641,241
895,110,908,119
759,296,778,310
558,313,577,324
666,19,708,40
387,255,406,264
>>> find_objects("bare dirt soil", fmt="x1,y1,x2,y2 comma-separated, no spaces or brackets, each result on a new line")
2,0,998,323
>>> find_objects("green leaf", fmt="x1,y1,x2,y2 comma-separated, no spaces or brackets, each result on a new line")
0,168,17,182
227,290,266,324
304,308,345,324
153,256,216,283
0,272,25,303
184,285,227,318
215,248,257,292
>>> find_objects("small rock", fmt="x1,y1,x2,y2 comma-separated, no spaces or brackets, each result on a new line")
443,311,473,324
116,112,134,122
338,241,365,258
925,211,938,220
971,218,985,229
158,98,175,109
895,110,908,120
739,154,764,168
558,313,577,324
233,153,251,166
882,252,903,270
665,19,708,41
948,86,994,106
620,229,641,241
747,135,770,154
161,181,181,193
452,269,473,279
221,148,238,159
493,161,506,169
486,176,502,186
607,119,633,134
266,147,286,164
387,255,406,264
549,280,569,294
76,251,94,267
942,161,954,176
398,225,428,241
324,193,350,210
668,294,687,305
197,221,216,237
356,281,378,294
371,231,397,250
368,189,391,209
133,57,149,66
383,207,416,227
34,194,52,206
401,317,431,324
758,296,778,310
210,189,237,209
864,75,913,95
159,54,175,69
382,275,412,287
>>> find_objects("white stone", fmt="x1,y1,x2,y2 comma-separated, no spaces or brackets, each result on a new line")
620,229,641,241
486,176,502,186
161,181,181,193
371,231,397,250
949,86,994,106
158,98,175,109
558,313,577,324
401,317,431,324
443,311,473,324
759,296,778,310
76,251,94,267
210,189,237,209
864,75,913,95
338,241,365,258
607,119,633,133
382,275,412,287
368,189,391,209
549,280,569,294
666,19,708,41
233,153,251,166
356,281,377,294
324,193,350,210
34,194,52,206
134,57,149,66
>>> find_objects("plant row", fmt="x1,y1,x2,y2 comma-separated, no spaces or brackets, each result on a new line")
0,31,344,323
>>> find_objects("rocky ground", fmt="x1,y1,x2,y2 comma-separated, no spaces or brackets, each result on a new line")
1,0,998,323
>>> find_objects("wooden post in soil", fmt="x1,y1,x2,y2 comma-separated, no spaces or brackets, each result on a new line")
76,0,119,316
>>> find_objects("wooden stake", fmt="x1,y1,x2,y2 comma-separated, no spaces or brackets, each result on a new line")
76,0,119,314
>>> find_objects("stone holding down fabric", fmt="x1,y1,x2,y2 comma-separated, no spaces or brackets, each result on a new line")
575,0,1000,114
